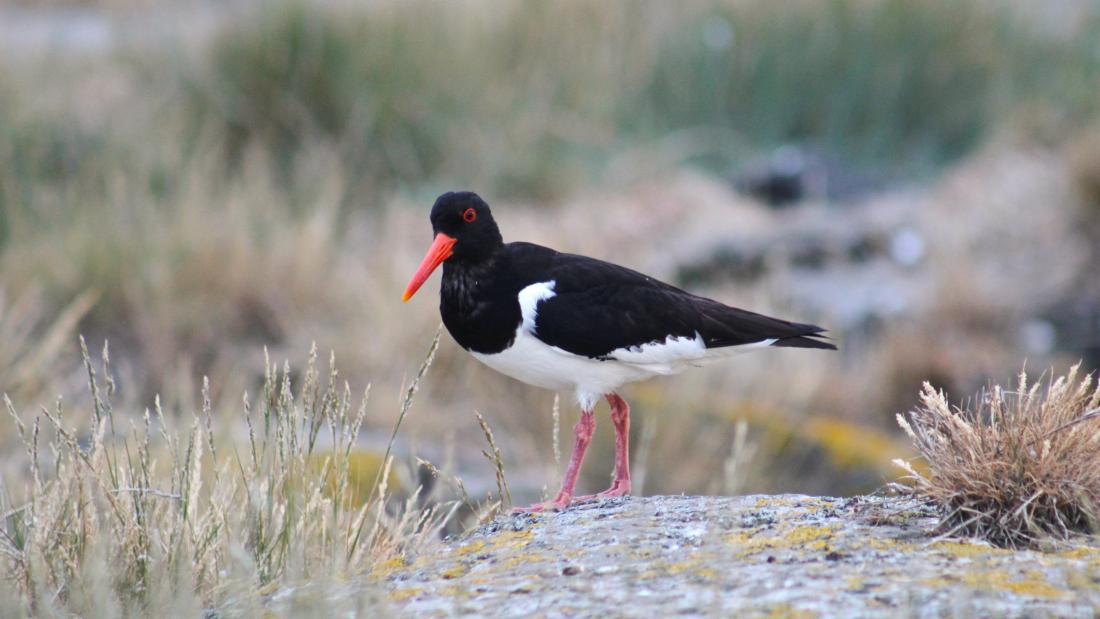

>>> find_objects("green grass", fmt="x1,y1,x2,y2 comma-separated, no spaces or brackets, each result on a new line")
642,1,1001,165
179,1,623,200
3,0,1098,241
0,99,112,249
173,0,1100,199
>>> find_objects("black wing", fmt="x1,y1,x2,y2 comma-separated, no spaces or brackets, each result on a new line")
506,243,835,359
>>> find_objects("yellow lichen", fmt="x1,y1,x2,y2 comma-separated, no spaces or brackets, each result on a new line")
439,584,468,598
964,570,1055,597
389,587,423,602
1064,567,1100,592
727,524,836,557
489,530,534,550
636,554,719,581
694,566,718,580
862,537,914,552
440,564,469,579
724,530,756,545
924,569,1068,599
665,560,697,574
368,555,408,580
456,540,488,556
755,496,798,508
1056,546,1100,560
761,604,819,619
502,551,549,570
784,525,836,551
637,568,662,580
920,576,954,589
1001,573,1066,598
932,541,1005,558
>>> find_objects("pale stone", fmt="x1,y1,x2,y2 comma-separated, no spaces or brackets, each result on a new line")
378,494,1100,618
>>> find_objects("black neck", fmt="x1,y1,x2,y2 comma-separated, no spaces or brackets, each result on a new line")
449,227,504,264
439,251,522,354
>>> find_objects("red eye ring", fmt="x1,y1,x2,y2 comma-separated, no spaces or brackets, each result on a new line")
462,208,477,223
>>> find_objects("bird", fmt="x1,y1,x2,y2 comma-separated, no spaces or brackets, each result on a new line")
402,191,836,512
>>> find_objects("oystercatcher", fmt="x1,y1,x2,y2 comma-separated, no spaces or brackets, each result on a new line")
403,192,836,512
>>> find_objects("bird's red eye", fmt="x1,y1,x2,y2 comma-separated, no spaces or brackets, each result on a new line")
463,208,477,223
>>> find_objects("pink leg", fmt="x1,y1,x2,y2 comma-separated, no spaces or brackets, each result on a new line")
577,393,632,501
514,409,595,512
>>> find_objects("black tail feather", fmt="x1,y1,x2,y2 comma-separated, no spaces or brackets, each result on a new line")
772,332,837,350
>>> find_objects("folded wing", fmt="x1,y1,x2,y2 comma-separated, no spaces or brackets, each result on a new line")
526,250,835,363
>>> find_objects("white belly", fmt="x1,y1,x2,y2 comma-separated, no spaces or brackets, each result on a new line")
471,329,663,410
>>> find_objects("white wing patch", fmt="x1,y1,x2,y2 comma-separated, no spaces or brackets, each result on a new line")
610,332,707,365
516,281,556,333
610,334,780,374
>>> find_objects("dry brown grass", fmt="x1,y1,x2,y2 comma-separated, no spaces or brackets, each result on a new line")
1069,124,1100,211
0,334,468,616
0,288,95,403
896,365,1100,548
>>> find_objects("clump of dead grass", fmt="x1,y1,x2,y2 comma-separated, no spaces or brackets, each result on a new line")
895,364,1100,548
0,334,460,616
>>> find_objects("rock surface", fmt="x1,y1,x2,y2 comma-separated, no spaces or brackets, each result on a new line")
376,494,1100,618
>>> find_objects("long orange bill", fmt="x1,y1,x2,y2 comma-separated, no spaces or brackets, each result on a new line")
402,233,457,301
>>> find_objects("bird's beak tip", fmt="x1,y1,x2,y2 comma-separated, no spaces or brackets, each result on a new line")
402,232,456,304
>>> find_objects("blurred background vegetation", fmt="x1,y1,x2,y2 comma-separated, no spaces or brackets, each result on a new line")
2,0,1100,515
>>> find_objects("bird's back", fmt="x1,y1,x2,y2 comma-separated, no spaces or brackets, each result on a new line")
503,242,835,359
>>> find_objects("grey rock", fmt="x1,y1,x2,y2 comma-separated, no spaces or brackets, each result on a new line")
377,494,1100,618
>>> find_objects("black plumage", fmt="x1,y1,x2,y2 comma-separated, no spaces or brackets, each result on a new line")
429,192,835,358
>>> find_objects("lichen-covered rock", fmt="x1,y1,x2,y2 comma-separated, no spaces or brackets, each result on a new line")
376,494,1100,618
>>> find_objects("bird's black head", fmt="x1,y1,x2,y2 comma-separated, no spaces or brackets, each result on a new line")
403,191,503,301
429,191,503,262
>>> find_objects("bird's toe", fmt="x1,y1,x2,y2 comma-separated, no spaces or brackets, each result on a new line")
575,486,631,503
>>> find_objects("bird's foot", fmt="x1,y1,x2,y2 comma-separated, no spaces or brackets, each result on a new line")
512,495,573,513
575,480,631,502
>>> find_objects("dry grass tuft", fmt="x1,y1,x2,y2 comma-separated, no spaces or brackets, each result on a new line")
0,334,461,616
895,365,1100,548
